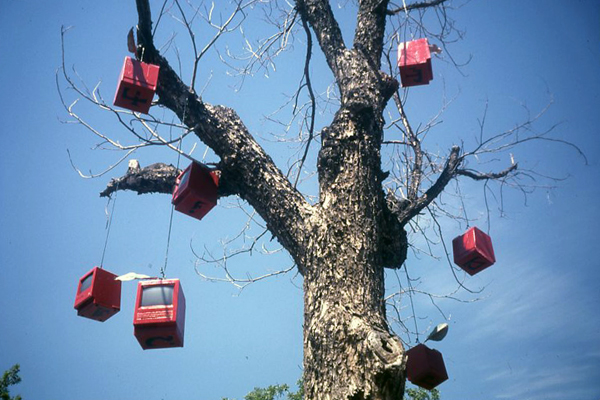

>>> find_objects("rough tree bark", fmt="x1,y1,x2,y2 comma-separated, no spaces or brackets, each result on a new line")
95,1,515,399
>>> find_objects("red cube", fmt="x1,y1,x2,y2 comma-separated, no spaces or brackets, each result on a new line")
113,57,159,114
397,38,433,87
172,162,219,221
452,226,496,275
133,279,186,350
74,267,121,322
406,344,448,390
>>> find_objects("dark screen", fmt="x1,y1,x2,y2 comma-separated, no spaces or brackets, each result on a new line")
178,169,190,191
79,273,93,293
141,285,174,307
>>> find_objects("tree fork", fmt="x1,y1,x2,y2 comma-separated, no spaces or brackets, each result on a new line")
103,1,441,399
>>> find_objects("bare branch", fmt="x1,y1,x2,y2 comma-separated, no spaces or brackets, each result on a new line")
217,5,298,81
172,0,200,90
293,9,317,188
392,91,422,201
67,148,137,179
394,146,462,226
296,0,346,77
457,163,518,181
354,0,389,67
386,0,448,15
100,162,180,197
194,258,296,291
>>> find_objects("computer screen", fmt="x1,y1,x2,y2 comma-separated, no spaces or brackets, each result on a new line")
141,285,174,307
178,168,190,191
79,273,93,293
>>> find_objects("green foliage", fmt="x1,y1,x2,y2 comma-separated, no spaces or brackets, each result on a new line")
0,364,22,400
245,384,288,400
286,379,303,400
222,380,438,400
222,380,303,400
404,387,440,400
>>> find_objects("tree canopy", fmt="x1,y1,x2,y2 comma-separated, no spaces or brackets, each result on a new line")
1,365,22,400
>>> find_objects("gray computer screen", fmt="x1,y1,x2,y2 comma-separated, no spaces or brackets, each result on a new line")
141,285,174,306
79,273,93,293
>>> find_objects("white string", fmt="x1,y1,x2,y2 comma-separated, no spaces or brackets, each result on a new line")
161,146,182,279
160,102,189,279
100,185,118,269
404,264,420,343
401,0,415,40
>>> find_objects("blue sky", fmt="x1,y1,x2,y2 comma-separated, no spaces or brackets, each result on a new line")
0,1,599,400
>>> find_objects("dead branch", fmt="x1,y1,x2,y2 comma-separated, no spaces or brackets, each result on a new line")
457,164,518,181
100,161,180,197
386,0,449,15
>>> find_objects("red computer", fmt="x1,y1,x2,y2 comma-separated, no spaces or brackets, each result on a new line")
74,267,121,322
133,279,186,350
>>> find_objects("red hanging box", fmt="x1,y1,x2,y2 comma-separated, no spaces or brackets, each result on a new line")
172,162,219,221
397,38,433,87
74,267,121,322
452,226,496,275
406,344,448,390
133,279,186,350
113,57,159,114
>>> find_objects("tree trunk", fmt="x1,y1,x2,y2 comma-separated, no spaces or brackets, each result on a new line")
301,110,406,399
303,251,406,400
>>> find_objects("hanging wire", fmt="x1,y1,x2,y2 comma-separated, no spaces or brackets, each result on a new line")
457,181,470,228
401,0,416,41
100,184,118,269
160,139,183,279
160,103,188,279
403,263,420,343
161,199,176,279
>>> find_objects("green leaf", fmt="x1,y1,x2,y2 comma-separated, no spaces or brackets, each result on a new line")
1,364,22,400
244,384,289,400
404,387,440,400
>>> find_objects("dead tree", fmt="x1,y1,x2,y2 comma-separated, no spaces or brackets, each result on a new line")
58,0,585,399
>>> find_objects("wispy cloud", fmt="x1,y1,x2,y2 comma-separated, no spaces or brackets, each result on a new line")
491,361,599,400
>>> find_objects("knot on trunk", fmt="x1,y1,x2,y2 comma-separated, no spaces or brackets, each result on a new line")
348,316,407,399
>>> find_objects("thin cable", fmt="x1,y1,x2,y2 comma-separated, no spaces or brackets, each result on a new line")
404,263,420,343
161,105,188,279
100,185,118,268
401,0,415,41
402,0,410,19
161,141,182,279
457,181,470,228
161,195,177,279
